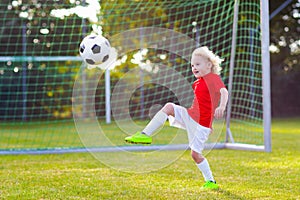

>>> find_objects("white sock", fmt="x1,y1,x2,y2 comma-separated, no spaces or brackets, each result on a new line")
142,111,168,136
196,158,215,182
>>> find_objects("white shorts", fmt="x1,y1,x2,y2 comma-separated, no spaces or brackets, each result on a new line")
168,103,211,154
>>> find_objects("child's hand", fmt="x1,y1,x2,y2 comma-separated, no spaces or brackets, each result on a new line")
215,88,228,119
214,106,225,119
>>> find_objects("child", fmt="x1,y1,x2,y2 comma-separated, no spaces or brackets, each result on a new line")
125,46,228,190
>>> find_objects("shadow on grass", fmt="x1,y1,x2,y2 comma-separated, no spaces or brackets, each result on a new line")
216,188,248,200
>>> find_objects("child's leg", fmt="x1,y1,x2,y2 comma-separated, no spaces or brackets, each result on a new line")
192,150,215,182
142,103,174,136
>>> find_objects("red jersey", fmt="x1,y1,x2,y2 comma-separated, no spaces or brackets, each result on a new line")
187,73,225,128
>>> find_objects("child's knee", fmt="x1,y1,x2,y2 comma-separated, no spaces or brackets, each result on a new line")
191,150,204,164
161,103,174,116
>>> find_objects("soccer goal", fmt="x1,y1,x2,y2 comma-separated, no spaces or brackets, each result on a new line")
0,0,271,154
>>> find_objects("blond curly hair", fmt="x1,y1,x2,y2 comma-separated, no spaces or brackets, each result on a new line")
192,46,224,75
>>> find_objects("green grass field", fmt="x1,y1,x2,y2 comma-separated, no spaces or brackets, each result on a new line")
0,118,299,199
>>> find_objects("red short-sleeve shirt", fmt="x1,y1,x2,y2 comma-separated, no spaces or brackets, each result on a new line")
187,73,225,128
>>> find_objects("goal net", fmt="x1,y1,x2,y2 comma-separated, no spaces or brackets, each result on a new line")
0,0,271,155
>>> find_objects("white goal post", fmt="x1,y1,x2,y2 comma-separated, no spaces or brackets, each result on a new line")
224,0,271,152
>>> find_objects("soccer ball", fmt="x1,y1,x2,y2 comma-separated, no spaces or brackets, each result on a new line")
79,35,111,66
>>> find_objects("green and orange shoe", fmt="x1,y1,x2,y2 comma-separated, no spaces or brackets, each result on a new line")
201,181,219,190
125,132,152,144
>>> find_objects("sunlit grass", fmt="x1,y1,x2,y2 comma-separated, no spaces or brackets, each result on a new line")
0,118,299,199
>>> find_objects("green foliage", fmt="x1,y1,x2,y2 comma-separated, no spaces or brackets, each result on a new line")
269,0,300,117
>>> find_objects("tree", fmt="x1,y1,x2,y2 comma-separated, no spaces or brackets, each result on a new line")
269,0,300,117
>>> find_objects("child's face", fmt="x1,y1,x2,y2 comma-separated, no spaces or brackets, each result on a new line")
191,55,212,78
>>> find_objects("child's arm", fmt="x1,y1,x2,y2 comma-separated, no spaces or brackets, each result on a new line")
214,88,228,119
